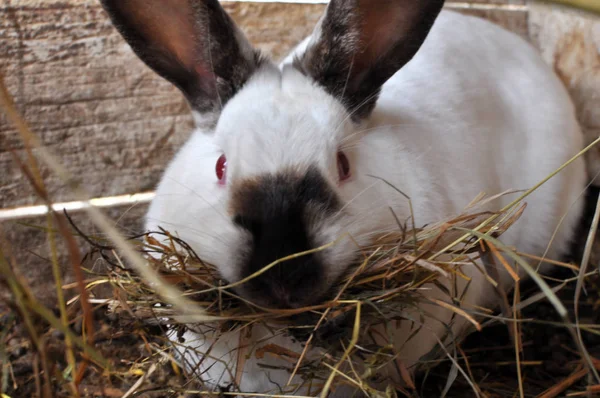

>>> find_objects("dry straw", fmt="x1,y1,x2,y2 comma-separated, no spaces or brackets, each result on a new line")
90,194,541,396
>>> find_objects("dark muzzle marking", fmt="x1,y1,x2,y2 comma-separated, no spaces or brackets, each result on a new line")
230,166,341,308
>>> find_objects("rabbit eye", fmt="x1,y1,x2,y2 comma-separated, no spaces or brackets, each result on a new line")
216,154,227,184
337,151,351,181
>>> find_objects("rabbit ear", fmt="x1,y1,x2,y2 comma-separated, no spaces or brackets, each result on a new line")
294,0,445,120
100,0,265,124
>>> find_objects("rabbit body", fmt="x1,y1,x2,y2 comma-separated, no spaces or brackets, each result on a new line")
146,10,586,395
100,1,588,396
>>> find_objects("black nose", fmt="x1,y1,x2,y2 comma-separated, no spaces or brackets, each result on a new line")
235,209,326,309
231,168,341,309
245,252,325,309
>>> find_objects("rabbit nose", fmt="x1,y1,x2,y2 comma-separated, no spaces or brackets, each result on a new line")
241,254,325,309
269,284,294,308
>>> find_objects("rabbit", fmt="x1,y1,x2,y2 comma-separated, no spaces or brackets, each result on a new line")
100,0,589,396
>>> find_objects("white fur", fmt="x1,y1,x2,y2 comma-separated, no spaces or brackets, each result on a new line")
145,10,588,396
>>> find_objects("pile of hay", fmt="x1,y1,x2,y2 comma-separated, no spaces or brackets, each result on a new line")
3,198,599,398
93,194,527,396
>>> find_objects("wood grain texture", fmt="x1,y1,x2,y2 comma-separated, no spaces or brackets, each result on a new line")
529,3,600,181
1,1,529,209
469,0,525,3
0,0,193,208
460,8,529,38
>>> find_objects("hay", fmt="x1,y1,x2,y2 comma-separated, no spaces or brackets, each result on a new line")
85,194,529,396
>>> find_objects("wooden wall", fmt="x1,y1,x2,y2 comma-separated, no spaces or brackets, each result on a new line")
1,0,599,305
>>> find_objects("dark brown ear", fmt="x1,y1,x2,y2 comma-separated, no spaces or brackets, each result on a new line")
294,0,445,120
100,0,266,124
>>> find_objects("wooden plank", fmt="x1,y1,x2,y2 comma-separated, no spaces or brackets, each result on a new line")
0,0,193,208
460,0,525,4
473,0,525,4
460,8,529,39
0,1,529,210
225,2,325,59
529,3,600,181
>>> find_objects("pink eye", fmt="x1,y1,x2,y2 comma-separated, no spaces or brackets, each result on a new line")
337,151,351,181
216,154,227,184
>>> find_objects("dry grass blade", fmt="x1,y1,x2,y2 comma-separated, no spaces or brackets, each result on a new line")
573,191,600,383
121,363,157,398
513,283,524,398
46,215,78,394
538,366,587,398
320,302,361,398
429,299,482,332
454,227,568,318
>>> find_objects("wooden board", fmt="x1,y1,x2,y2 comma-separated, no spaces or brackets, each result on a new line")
1,1,528,209
529,3,600,181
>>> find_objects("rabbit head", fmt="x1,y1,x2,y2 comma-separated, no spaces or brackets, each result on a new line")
100,0,445,309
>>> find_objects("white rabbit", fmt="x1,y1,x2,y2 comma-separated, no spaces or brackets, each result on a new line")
100,0,588,396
